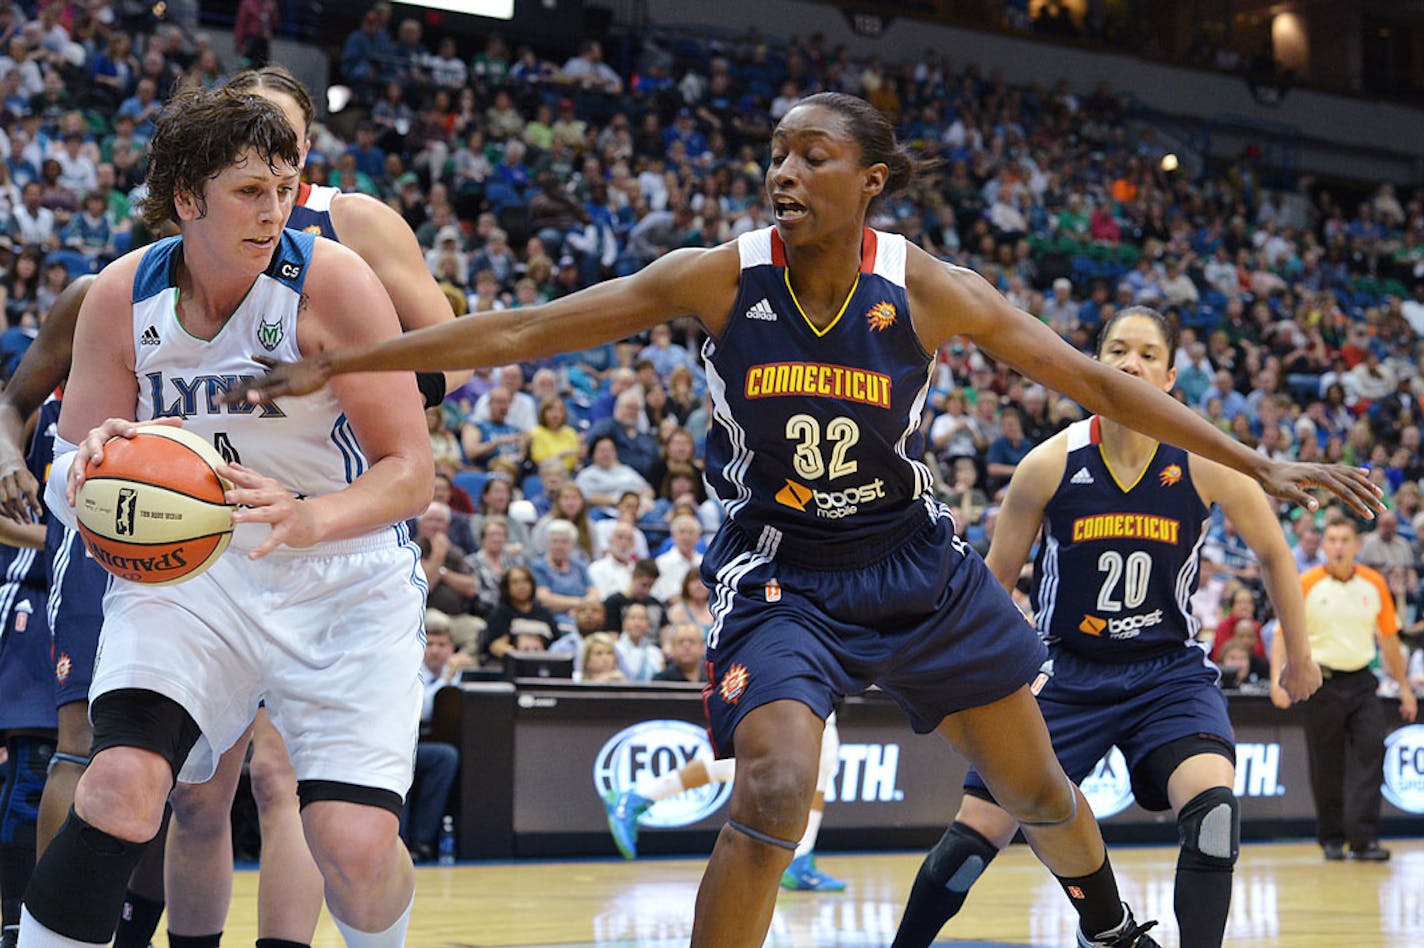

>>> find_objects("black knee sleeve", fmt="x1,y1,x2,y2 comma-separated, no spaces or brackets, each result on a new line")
926,821,1000,892
24,808,153,943
1176,786,1239,872
90,689,202,781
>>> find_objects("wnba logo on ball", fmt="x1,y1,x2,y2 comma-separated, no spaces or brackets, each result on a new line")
1079,747,1135,819
1383,725,1424,813
593,720,731,828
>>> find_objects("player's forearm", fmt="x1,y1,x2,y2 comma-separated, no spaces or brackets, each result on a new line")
318,277,665,376
0,517,46,548
1076,365,1270,483
307,451,433,543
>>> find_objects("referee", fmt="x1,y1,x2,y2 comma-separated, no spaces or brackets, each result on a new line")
1279,518,1417,861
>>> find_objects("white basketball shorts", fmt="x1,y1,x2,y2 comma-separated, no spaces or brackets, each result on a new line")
90,525,428,798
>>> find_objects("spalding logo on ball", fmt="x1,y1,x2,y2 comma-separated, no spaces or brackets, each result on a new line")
75,425,235,585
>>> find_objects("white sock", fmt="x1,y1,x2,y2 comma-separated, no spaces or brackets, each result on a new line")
795,808,823,858
331,894,415,948
18,906,106,948
641,757,737,802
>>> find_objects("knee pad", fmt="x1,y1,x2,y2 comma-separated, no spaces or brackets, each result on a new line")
817,716,841,794
48,752,91,774
24,808,153,943
1177,786,1239,871
925,821,1001,893
1,736,54,845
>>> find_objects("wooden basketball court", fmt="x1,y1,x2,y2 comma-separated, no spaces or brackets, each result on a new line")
216,838,1423,946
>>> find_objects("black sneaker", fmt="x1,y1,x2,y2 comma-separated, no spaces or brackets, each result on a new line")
1077,904,1161,947
1322,842,1346,861
2,923,17,948
1350,842,1391,862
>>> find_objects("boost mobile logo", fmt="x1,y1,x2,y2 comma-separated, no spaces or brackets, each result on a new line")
1383,724,1424,813
592,720,731,828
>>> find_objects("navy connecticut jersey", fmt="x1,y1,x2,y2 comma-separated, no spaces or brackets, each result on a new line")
1032,417,1210,660
286,182,339,240
0,397,57,729
0,398,58,598
702,227,936,554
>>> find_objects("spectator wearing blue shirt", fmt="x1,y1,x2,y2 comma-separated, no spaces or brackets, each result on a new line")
340,9,396,96
1198,368,1250,422
461,385,525,470
660,108,707,158
985,407,1034,494
637,321,699,384
530,520,597,635
586,390,661,483
344,122,388,181
116,77,162,140
61,190,112,263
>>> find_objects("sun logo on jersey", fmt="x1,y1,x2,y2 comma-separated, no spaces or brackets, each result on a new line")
719,663,750,704
303,225,323,234
867,301,897,332
1159,464,1183,487
55,652,71,684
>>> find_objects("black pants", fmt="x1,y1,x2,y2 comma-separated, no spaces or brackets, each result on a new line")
1301,668,1388,849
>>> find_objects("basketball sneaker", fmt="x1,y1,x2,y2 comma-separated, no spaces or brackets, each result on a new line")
780,851,848,892
604,790,652,859
2,924,17,948
1076,905,1160,947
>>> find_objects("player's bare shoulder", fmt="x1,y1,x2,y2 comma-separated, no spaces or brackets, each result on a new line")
902,244,998,348
634,240,742,337
326,191,409,249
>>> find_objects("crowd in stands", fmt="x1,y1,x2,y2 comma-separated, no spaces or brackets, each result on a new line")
2,0,1424,693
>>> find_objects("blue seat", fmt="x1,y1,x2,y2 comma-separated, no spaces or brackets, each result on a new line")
453,470,489,506
44,249,95,281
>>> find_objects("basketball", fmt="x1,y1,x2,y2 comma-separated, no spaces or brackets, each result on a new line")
74,425,235,586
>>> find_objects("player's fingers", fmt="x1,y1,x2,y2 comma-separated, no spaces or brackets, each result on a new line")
248,529,284,560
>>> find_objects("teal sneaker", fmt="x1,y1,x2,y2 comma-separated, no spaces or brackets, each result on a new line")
604,790,652,859
780,851,847,891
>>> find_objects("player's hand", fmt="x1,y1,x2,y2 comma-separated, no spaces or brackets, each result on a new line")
68,417,183,505
0,436,40,524
1257,461,1384,520
220,462,321,558
1278,657,1323,705
1269,683,1292,710
220,355,332,405
1399,689,1417,723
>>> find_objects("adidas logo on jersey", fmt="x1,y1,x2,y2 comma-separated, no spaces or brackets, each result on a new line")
1071,467,1094,485
745,298,777,321
140,326,160,346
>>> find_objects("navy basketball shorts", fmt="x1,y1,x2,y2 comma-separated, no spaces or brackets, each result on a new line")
700,510,1047,757
0,583,56,731
965,644,1235,811
47,524,109,709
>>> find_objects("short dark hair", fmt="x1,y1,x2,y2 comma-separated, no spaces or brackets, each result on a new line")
224,64,317,136
632,558,660,580
784,92,929,199
140,87,300,232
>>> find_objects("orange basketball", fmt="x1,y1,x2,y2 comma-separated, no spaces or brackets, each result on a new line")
74,425,235,585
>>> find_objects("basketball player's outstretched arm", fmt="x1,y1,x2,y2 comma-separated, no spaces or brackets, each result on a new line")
1191,458,1322,704
224,244,741,404
0,274,93,521
907,250,1385,519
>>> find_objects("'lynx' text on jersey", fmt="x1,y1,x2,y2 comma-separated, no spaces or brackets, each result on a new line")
703,227,936,553
1033,417,1210,660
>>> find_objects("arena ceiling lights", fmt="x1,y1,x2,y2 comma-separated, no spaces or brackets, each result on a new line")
397,1,514,18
